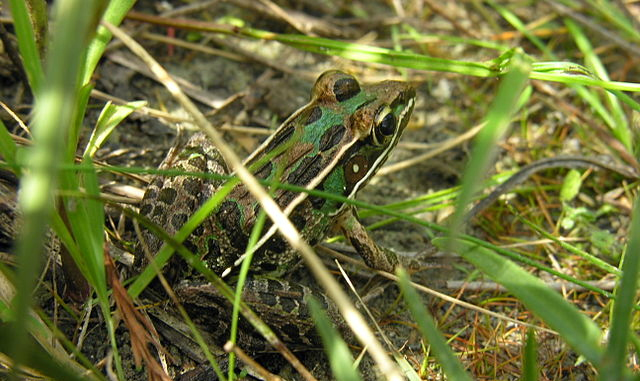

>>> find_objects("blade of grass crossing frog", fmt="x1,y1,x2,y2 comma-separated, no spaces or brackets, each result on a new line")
229,210,267,380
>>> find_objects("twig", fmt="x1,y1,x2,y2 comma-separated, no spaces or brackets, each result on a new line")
466,156,639,221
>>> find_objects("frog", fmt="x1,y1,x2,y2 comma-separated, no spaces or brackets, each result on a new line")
139,70,415,277
137,70,415,352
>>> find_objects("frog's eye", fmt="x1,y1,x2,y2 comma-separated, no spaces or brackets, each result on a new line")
373,106,396,145
333,76,360,102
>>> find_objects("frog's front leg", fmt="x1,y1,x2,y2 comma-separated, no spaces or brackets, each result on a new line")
336,207,398,273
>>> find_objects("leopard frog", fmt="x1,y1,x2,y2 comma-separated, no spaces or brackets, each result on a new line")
139,70,415,281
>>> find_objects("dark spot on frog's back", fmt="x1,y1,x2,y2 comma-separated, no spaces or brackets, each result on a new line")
281,323,302,340
254,162,273,180
183,177,203,196
278,296,298,314
158,188,177,204
179,146,208,168
264,235,286,255
193,224,204,236
259,293,278,307
318,124,346,152
305,106,322,125
150,204,167,223
286,155,323,186
143,188,157,201
308,184,326,210
333,77,360,102
205,236,220,255
139,203,153,217
290,212,308,231
218,201,247,250
264,125,295,154
170,213,188,230
187,155,206,170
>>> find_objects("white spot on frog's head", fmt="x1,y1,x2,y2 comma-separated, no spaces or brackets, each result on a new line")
352,163,360,173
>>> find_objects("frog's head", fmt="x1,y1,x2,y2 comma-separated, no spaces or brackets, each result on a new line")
310,71,416,199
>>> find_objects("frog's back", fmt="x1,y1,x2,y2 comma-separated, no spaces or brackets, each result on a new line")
137,70,415,277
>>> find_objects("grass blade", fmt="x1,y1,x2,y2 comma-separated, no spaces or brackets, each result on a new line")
565,18,632,151
82,0,137,85
522,328,538,381
398,269,473,381
600,198,640,380
448,52,531,239
0,118,18,173
434,237,603,364
309,296,363,381
7,0,44,92
83,100,146,158
8,0,107,374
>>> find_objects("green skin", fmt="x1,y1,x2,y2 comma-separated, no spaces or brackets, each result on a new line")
139,70,416,279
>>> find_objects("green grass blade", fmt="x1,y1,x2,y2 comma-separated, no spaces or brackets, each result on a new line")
398,269,473,381
611,89,640,112
434,237,603,364
8,0,106,374
276,34,495,76
82,0,137,85
308,296,363,381
84,100,146,158
600,198,640,380
24,0,48,53
448,53,531,239
274,34,640,91
522,328,538,381
7,0,44,93
0,118,18,173
489,0,638,151
518,217,621,276
49,211,87,277
565,18,632,151
399,30,510,51
228,210,267,380
585,0,640,41
68,83,94,161
58,158,126,377
488,0,552,57
62,158,106,292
